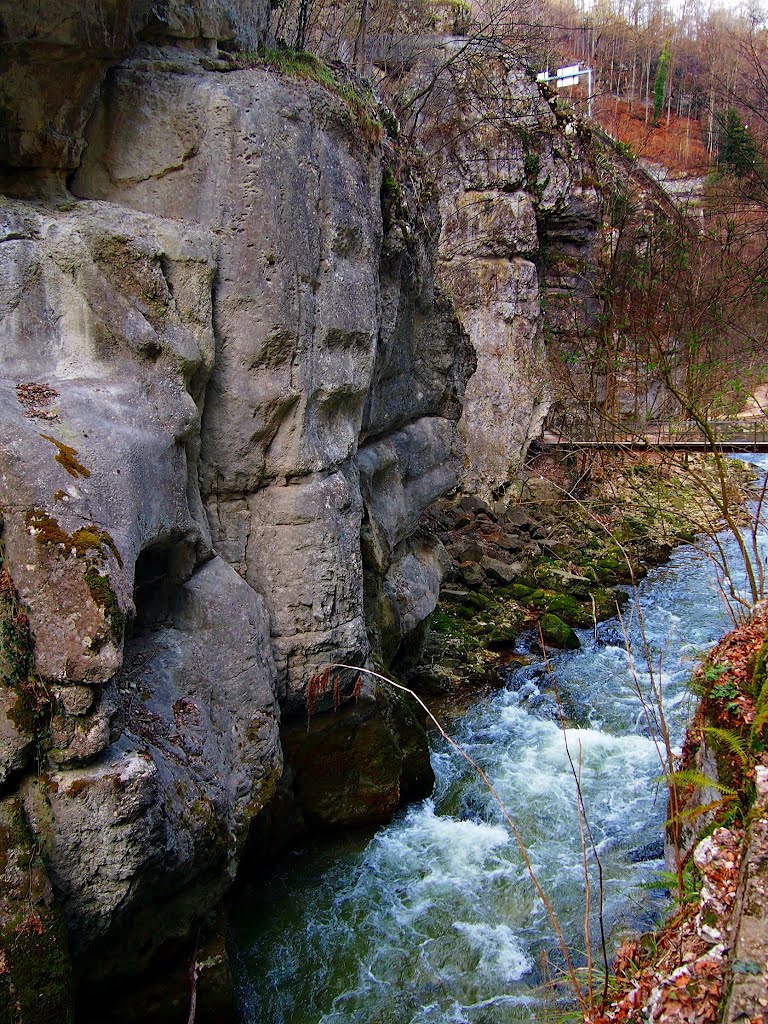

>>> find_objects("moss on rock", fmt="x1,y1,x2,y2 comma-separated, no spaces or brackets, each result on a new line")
0,560,52,743
539,613,581,650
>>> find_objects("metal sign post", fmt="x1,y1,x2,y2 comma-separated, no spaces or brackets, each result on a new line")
536,64,593,117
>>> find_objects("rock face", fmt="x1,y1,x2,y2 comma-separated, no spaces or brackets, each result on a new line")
0,20,471,1017
0,1,271,188
72,55,470,707
0,193,283,1007
401,43,603,504
0,4,607,1017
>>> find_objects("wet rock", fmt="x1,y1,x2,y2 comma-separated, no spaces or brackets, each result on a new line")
628,839,665,863
280,682,433,828
539,613,581,650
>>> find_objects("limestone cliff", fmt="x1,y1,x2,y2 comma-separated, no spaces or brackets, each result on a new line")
0,3,610,1019
391,41,603,504
0,3,473,1017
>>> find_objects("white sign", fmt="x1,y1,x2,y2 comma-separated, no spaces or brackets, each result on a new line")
557,64,581,87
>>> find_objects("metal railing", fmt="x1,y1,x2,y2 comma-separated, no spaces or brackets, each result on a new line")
541,417,768,451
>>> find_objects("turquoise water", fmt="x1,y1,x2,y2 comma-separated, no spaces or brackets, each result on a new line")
229,456,768,1024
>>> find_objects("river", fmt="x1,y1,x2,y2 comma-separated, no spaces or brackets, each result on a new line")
229,455,768,1024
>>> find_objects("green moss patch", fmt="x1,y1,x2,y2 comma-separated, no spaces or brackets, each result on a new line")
83,566,125,645
25,509,122,567
539,613,581,650
241,47,384,143
0,562,51,737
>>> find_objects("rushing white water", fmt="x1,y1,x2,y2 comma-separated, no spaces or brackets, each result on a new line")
230,455,768,1024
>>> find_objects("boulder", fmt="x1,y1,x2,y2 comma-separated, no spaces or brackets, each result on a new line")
459,561,486,588
539,613,581,650
481,556,518,584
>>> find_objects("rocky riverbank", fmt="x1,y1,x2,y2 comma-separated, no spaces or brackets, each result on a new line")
409,451,756,694
593,602,768,1024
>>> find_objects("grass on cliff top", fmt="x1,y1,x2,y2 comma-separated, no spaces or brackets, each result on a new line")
238,47,385,144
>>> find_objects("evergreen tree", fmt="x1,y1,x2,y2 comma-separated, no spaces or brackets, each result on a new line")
717,108,758,176
652,42,670,126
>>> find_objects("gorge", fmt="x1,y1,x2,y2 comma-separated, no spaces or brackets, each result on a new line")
1,1,766,1022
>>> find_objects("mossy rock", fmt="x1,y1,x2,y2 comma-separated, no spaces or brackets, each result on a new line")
579,564,601,583
751,636,768,699
544,593,593,628
592,587,629,620
485,626,518,650
428,608,458,633
462,593,491,611
451,604,476,621
539,613,581,650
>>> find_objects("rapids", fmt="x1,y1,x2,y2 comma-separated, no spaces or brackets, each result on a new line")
229,455,768,1024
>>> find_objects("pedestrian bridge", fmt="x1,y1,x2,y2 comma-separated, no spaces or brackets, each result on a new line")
536,419,768,454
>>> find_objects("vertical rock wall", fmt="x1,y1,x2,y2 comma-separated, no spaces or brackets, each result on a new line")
0,16,472,1017
399,43,603,504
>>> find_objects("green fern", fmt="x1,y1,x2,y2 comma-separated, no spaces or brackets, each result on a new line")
646,865,701,904
701,725,750,766
658,768,736,796
666,796,734,827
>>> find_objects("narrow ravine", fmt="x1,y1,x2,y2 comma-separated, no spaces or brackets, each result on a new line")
229,456,768,1024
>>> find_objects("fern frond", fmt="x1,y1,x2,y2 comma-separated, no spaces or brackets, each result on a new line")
658,768,736,796
665,797,734,827
701,726,750,766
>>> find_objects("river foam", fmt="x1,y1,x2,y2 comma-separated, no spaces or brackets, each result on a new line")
231,455,768,1024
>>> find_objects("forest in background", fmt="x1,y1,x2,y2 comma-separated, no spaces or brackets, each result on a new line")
537,0,768,430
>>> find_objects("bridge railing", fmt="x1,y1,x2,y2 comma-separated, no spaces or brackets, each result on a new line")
542,417,768,446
